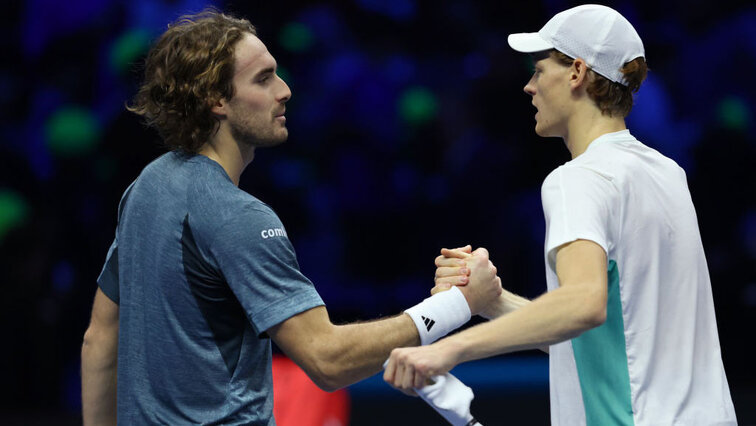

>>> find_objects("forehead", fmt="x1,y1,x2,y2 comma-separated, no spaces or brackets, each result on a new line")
233,33,275,76
530,51,555,67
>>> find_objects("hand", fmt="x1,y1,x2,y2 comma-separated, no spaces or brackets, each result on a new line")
456,248,502,315
383,342,459,392
432,245,472,295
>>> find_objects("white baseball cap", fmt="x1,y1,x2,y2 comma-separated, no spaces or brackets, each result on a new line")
507,4,645,86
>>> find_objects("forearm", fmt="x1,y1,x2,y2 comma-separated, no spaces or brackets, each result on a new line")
441,284,604,364
480,289,532,320
479,290,550,353
312,314,419,390
81,332,118,425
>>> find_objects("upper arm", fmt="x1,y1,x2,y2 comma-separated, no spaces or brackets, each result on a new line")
85,288,119,340
267,306,333,364
266,306,336,388
542,166,618,269
554,239,608,323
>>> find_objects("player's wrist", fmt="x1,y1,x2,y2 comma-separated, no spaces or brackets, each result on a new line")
405,286,471,345
479,292,507,319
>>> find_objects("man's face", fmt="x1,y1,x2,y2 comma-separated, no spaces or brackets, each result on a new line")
224,33,291,147
523,52,572,138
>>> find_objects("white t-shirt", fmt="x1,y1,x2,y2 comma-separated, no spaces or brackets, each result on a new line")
541,130,736,426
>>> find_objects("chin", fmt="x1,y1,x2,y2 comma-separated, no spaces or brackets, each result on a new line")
534,122,559,138
259,131,288,148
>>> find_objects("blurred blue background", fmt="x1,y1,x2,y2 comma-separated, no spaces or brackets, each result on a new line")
1,0,754,424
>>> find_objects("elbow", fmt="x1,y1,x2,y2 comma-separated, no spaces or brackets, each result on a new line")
313,379,340,393
81,327,97,353
296,341,346,392
573,289,607,332
584,305,606,329
81,325,118,368
307,358,343,392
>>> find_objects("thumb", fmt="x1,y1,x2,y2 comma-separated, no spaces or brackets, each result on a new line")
454,245,472,253
472,247,489,258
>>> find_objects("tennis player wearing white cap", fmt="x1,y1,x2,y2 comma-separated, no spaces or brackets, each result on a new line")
384,5,737,425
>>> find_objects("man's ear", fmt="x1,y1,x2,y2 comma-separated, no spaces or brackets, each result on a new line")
211,97,228,117
569,58,590,90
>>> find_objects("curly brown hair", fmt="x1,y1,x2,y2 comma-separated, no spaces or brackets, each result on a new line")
127,10,256,153
551,50,647,118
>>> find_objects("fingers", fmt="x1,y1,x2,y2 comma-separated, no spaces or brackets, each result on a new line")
398,356,416,390
435,266,469,278
383,352,407,391
414,368,426,389
435,255,467,268
384,349,412,392
434,276,469,287
384,348,432,395
434,266,470,287
430,284,450,295
440,247,473,259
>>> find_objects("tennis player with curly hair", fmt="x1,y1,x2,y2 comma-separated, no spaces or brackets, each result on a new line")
81,10,502,425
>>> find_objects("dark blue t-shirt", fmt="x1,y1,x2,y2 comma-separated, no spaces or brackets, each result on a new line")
97,152,324,425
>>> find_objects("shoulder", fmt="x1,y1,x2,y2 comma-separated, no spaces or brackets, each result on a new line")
187,176,283,239
542,162,616,194
541,162,621,218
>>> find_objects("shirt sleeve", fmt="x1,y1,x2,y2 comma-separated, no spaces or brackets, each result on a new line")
96,179,138,304
209,206,324,335
541,165,619,271
97,237,120,304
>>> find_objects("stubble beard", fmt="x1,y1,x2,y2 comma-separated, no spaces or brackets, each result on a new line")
229,115,288,148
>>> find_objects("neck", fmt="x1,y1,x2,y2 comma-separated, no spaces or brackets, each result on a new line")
563,107,627,159
198,128,255,186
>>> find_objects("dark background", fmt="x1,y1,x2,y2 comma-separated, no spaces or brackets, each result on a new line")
1,0,754,424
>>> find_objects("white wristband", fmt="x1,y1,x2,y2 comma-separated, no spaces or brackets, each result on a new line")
405,286,471,345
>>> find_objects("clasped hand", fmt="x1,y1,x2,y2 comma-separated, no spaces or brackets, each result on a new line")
383,245,502,393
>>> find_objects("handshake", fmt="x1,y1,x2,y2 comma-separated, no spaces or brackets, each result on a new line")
382,244,503,426
432,245,503,318
384,244,505,386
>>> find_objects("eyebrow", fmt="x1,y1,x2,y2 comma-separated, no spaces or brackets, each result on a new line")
530,50,551,62
253,66,276,79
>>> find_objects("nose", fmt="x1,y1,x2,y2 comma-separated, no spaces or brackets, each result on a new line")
523,75,536,96
276,74,292,103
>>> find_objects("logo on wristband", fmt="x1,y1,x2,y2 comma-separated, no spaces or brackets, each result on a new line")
422,316,436,331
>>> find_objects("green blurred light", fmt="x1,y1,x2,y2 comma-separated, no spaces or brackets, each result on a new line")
95,157,118,182
277,66,291,85
0,189,29,242
279,22,314,52
717,96,750,132
525,56,536,74
399,87,438,125
110,29,151,74
45,106,101,157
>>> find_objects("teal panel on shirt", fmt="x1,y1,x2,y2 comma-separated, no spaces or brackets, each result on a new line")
572,260,634,426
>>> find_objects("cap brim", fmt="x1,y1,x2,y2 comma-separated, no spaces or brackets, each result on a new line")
507,33,553,53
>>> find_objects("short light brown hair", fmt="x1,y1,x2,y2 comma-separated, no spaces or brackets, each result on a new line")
127,10,256,153
551,50,647,118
